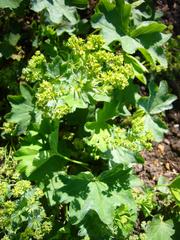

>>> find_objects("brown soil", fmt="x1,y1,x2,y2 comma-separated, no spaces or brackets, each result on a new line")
156,0,180,35
134,110,180,186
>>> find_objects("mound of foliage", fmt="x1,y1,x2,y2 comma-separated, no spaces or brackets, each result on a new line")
0,0,179,239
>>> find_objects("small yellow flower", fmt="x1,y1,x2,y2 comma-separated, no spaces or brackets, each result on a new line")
12,180,31,198
4,201,15,214
0,182,8,196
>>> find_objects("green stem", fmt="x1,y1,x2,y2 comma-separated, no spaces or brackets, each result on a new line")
49,120,89,169
57,152,89,168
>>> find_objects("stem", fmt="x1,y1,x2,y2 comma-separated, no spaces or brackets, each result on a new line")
57,152,89,169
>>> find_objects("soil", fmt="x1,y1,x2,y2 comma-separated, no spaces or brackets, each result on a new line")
156,0,180,35
134,109,180,186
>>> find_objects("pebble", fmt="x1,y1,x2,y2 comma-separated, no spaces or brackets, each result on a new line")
164,138,170,145
158,143,165,155
165,162,170,170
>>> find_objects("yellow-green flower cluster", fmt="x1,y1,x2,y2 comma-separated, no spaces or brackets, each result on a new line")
52,104,70,119
112,118,153,152
67,35,133,93
42,25,56,37
22,51,46,82
23,35,134,119
12,180,31,197
0,149,19,180
36,80,57,108
132,188,155,217
0,185,52,239
20,221,52,240
3,201,16,214
113,204,135,236
0,182,8,199
0,147,5,160
129,233,147,240
2,122,16,135
62,131,75,141
34,188,44,198
85,35,105,51
130,117,153,150
0,151,52,239
88,129,112,152
1,236,10,240
86,116,152,153
36,80,71,119
66,34,86,56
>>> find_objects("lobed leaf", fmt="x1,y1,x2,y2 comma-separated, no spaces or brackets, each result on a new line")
169,175,180,203
31,0,78,34
138,81,177,141
0,0,23,9
91,0,171,67
5,83,34,134
138,81,177,114
145,216,175,240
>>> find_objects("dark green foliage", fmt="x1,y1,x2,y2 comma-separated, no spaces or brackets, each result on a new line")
0,1,179,239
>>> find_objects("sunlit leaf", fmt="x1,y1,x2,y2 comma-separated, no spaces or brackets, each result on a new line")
145,216,175,240
0,0,23,9
169,175,180,202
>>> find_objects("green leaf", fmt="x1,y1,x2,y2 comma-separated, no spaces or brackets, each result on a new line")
91,1,170,67
125,54,148,84
125,54,148,73
144,114,168,142
48,120,59,154
85,86,139,151
15,143,66,180
43,166,136,225
91,13,122,47
8,33,20,46
6,83,34,134
78,211,113,239
91,0,131,46
157,176,169,194
145,216,175,240
138,81,177,115
0,42,15,58
30,155,66,205
131,0,145,9
31,0,78,26
109,147,144,166
96,98,120,123
85,97,122,152
66,0,88,8
15,119,61,176
15,144,44,176
86,85,138,135
0,0,23,9
85,97,119,134
70,180,119,224
89,92,111,102
137,81,177,141
120,36,141,54
137,33,171,67
138,47,154,65
19,82,33,104
169,175,180,202
115,0,131,34
62,92,88,110
131,21,166,38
